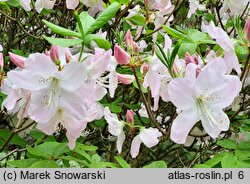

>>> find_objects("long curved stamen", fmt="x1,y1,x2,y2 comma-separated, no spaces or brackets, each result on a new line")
196,97,221,127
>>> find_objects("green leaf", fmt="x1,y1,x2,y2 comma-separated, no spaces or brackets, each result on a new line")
7,159,38,168
43,36,83,47
217,139,237,149
27,142,70,159
87,2,121,34
169,40,182,69
78,12,96,35
43,20,81,38
221,153,239,168
178,42,197,57
100,162,119,168
109,102,122,113
238,141,250,150
114,156,131,168
235,150,250,160
84,34,111,50
204,154,224,167
59,156,89,166
7,0,19,7
30,160,59,168
127,14,146,26
73,147,92,163
0,129,27,148
188,29,210,44
193,164,211,168
143,161,168,168
77,144,98,151
162,26,189,40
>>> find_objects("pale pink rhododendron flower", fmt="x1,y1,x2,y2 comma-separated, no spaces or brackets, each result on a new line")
143,35,185,110
168,60,242,144
6,50,90,149
187,0,205,18
19,0,31,11
130,127,162,158
35,0,55,13
202,21,241,75
1,77,31,119
0,45,3,70
66,0,104,16
104,107,125,154
220,0,249,20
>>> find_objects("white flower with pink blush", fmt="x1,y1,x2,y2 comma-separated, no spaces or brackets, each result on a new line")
130,127,162,158
202,21,241,75
35,0,55,13
220,0,249,20
168,60,242,144
187,0,205,18
6,51,88,149
104,107,125,154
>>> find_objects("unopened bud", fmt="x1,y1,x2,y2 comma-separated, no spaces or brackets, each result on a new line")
244,17,250,41
0,53,4,70
50,45,59,63
65,51,72,63
8,52,26,68
114,45,131,65
117,73,135,84
126,110,135,123
140,62,149,75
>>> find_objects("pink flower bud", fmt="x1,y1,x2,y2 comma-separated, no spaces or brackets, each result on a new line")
50,45,59,63
132,41,139,53
185,52,194,65
117,73,135,84
125,30,139,53
173,61,179,74
185,52,198,65
126,110,135,123
244,17,250,41
125,30,133,48
0,53,4,70
65,51,72,63
8,52,26,68
114,45,131,65
140,62,149,74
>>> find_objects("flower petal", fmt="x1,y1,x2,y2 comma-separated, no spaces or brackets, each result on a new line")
117,131,125,154
168,78,196,110
130,135,142,158
170,108,199,144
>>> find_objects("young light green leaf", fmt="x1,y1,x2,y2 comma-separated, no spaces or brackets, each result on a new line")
43,36,83,47
114,156,131,168
43,20,81,38
162,25,189,40
87,2,121,34
84,34,111,50
30,160,59,168
143,161,168,168
221,153,239,168
217,139,237,149
7,159,38,168
78,12,96,35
